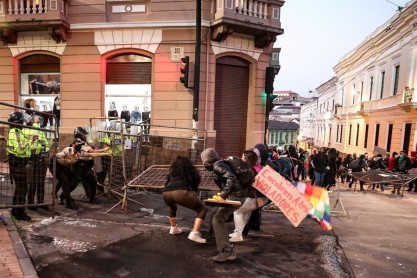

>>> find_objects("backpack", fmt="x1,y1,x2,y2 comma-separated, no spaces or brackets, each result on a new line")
348,159,361,171
222,156,256,189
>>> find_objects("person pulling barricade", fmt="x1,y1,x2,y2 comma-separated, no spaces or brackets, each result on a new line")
162,156,207,244
201,148,248,263
229,149,268,243
6,112,34,220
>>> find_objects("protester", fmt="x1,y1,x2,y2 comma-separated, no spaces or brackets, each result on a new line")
348,154,368,191
312,147,328,187
201,148,247,263
387,152,398,171
406,151,417,192
299,151,308,182
341,154,353,183
370,154,387,191
392,150,411,195
287,145,299,181
325,148,337,190
308,149,317,184
242,144,272,236
162,156,207,244
229,149,267,242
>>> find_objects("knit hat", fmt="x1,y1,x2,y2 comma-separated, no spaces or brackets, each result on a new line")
201,148,219,165
253,148,262,165
254,143,267,150
254,146,269,166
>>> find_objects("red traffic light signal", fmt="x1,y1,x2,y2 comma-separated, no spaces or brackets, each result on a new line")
180,56,190,88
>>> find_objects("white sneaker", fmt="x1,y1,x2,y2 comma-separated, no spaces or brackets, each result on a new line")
229,235,243,242
169,225,182,235
229,232,238,238
188,231,207,244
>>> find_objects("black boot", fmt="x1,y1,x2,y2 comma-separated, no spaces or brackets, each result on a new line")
66,199,79,210
58,194,65,205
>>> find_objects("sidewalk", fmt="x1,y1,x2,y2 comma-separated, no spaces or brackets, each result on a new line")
0,210,38,278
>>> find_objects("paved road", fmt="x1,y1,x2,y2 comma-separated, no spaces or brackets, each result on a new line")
16,190,352,278
13,182,417,278
331,184,417,278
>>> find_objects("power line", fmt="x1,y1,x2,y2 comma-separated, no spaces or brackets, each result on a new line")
384,0,404,11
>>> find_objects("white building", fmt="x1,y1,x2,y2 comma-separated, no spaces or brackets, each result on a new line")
301,0,417,156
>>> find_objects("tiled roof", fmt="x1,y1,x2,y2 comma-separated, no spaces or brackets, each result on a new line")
268,120,300,130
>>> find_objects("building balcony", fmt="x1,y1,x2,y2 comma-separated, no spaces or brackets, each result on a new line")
0,0,70,44
336,104,361,116
398,87,417,112
211,0,284,48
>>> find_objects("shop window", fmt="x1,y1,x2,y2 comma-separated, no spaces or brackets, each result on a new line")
105,54,152,124
19,54,60,128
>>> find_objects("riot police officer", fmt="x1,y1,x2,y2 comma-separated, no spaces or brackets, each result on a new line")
24,115,50,210
71,127,109,203
7,112,34,220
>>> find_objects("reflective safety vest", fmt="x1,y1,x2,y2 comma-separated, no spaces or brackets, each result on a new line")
22,123,50,154
99,136,112,155
111,135,123,156
6,127,31,158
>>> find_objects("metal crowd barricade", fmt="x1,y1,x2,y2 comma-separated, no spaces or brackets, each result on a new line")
88,118,210,212
0,102,58,214
351,169,417,197
110,165,219,212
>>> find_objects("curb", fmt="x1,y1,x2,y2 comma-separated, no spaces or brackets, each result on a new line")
1,210,39,278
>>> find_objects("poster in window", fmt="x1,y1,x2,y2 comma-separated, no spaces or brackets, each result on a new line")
21,73,60,95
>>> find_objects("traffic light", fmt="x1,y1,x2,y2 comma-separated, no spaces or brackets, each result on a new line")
265,67,276,114
267,93,277,114
265,66,275,94
180,56,190,88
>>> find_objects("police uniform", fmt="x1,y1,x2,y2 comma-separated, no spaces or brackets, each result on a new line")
71,142,98,203
71,127,98,203
96,135,112,192
109,133,125,189
23,122,50,209
7,113,32,220
56,145,79,209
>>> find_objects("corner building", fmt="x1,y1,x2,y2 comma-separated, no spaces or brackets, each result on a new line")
0,0,284,157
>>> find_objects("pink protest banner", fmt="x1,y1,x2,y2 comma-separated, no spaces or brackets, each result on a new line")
254,165,313,227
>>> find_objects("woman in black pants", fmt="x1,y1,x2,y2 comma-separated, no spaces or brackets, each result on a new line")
162,156,207,244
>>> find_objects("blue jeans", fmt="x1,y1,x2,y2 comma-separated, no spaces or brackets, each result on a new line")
314,171,326,187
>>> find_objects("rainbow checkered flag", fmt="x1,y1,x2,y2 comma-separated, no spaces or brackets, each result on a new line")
291,182,332,231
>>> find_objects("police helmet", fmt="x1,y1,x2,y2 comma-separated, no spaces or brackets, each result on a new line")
8,112,25,125
26,114,44,127
74,127,88,140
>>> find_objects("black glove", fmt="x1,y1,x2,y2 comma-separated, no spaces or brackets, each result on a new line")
75,143,84,152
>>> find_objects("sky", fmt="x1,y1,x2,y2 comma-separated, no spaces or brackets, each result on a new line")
274,0,411,97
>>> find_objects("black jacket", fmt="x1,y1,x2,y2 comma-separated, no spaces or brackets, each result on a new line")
213,160,247,199
394,156,411,173
313,153,328,173
370,157,386,170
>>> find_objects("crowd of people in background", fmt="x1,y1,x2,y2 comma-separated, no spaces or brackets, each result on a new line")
263,145,417,194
